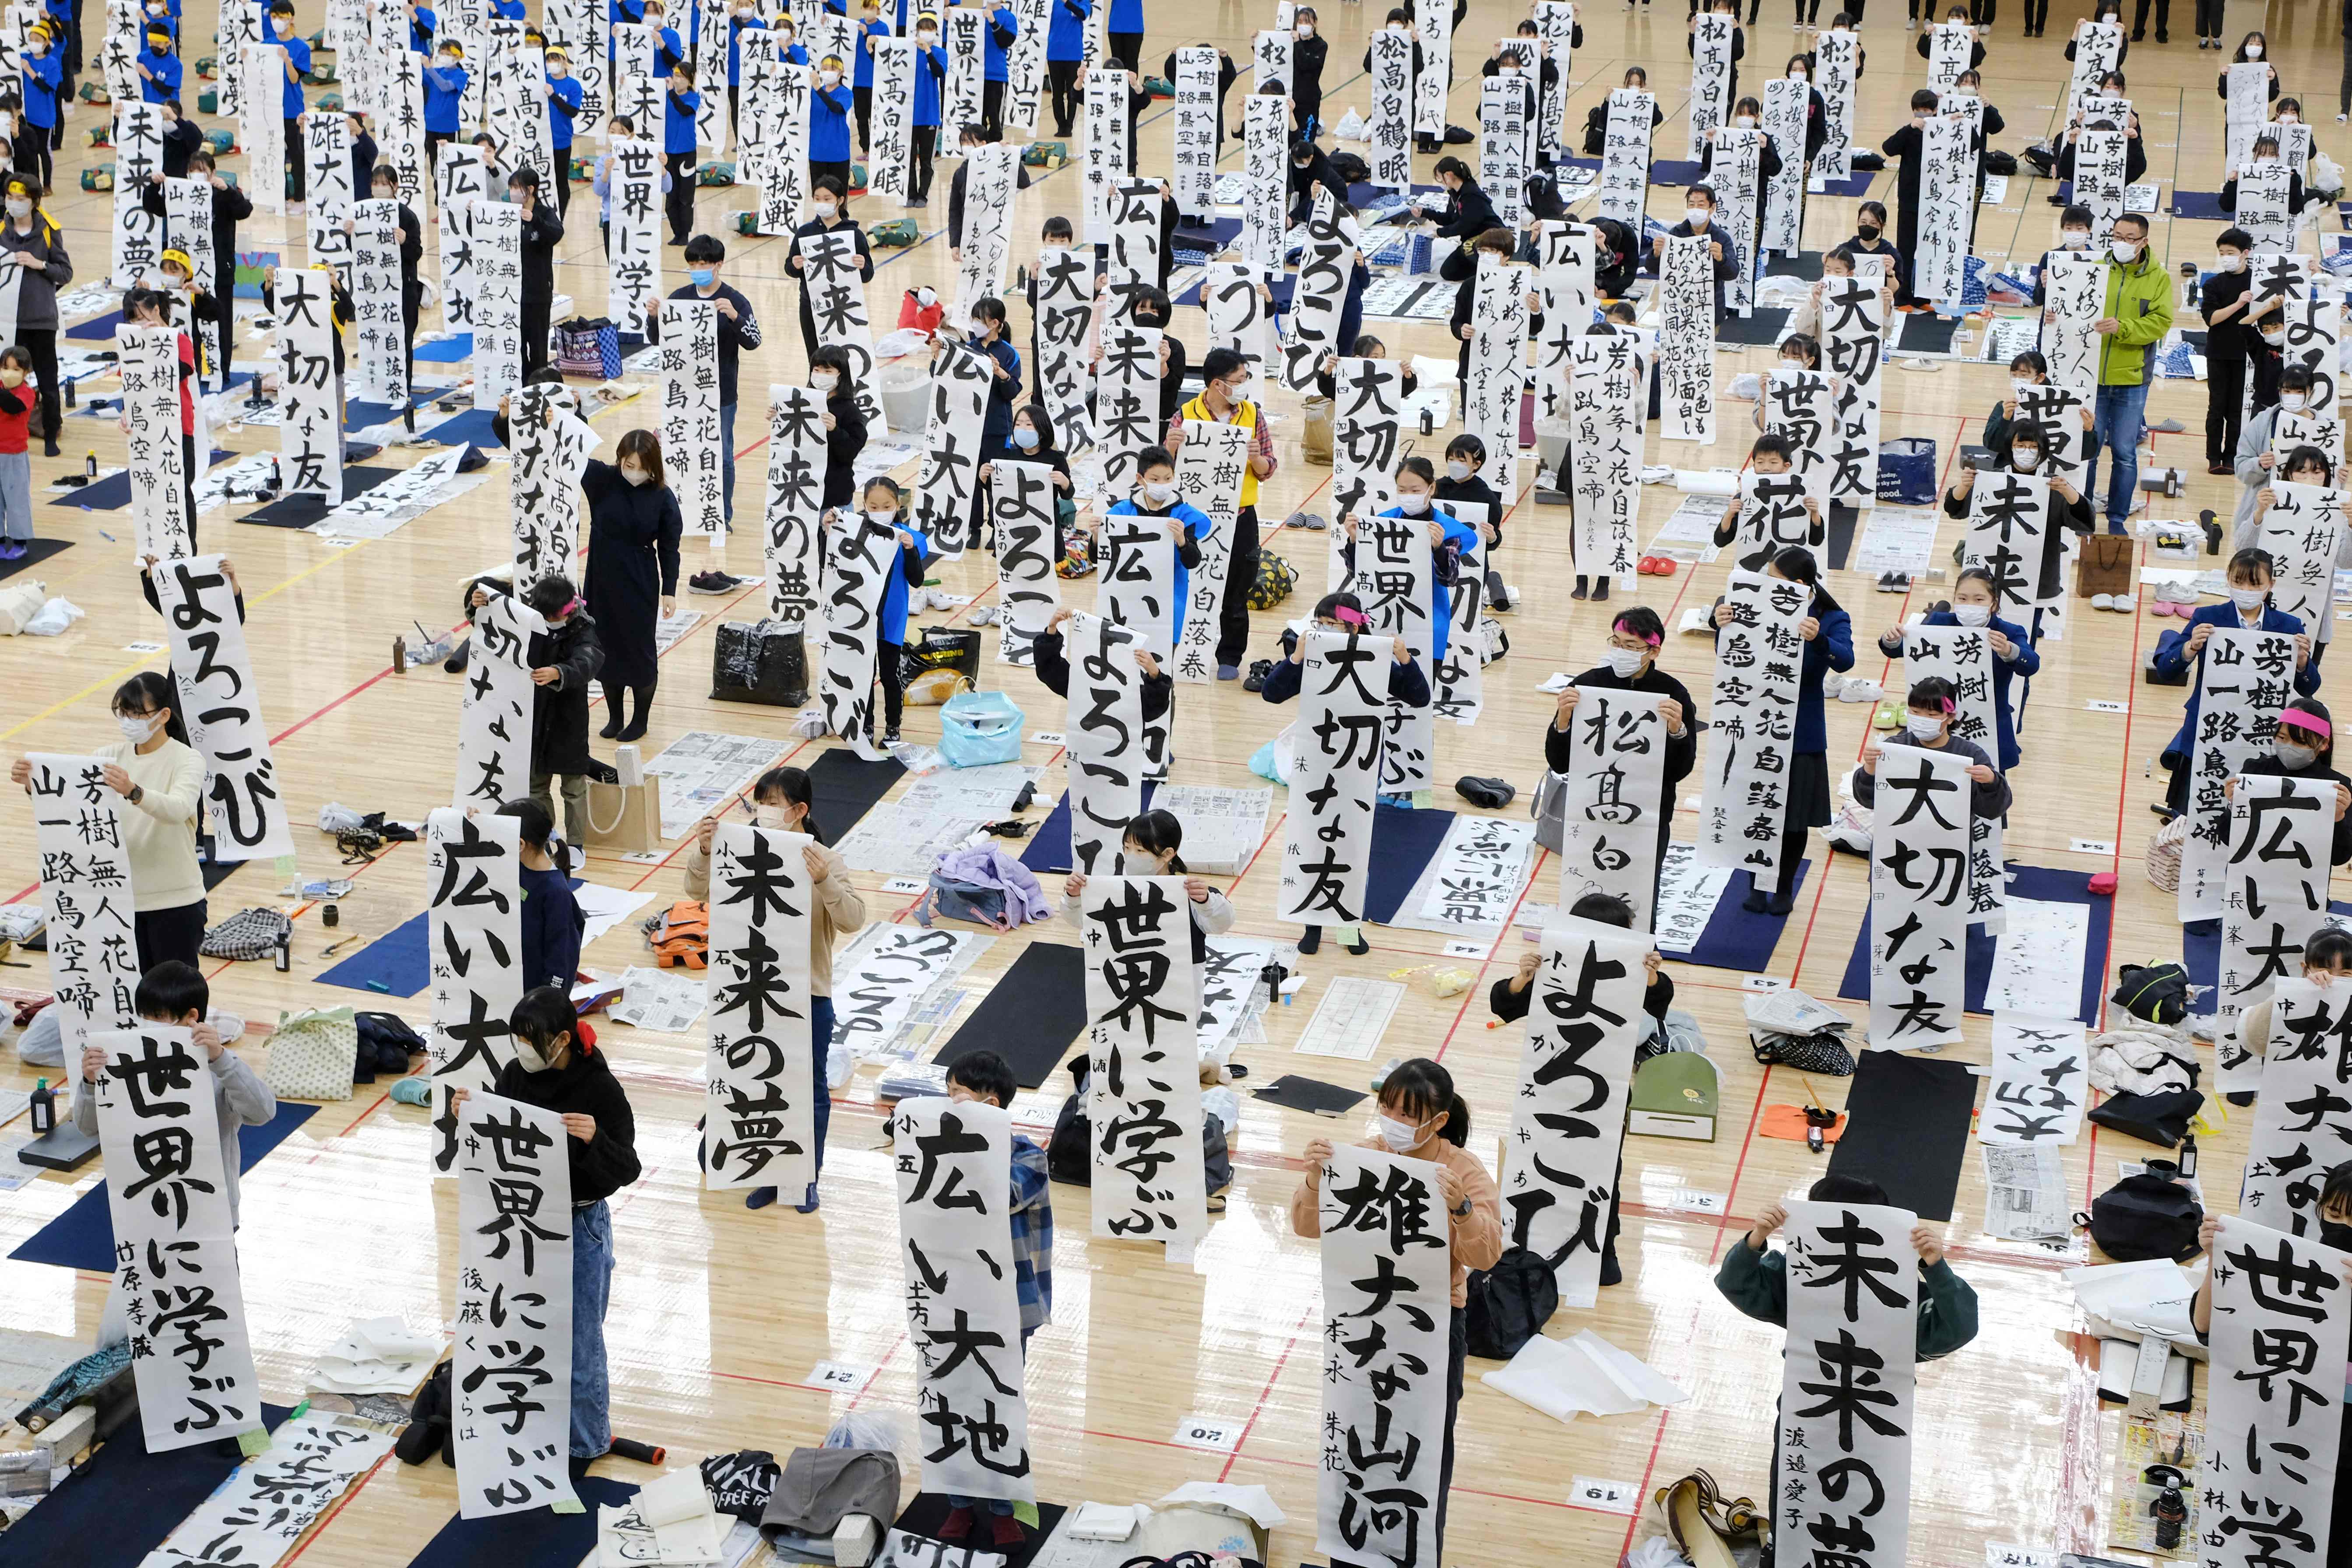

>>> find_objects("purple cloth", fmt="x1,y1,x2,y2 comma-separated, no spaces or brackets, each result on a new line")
922,842,1051,928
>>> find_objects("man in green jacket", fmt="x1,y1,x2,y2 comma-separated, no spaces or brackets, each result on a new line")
2082,212,2175,535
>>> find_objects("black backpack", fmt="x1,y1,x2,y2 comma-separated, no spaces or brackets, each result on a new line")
1462,1247,1559,1359
2111,962,2191,1027
2084,1173,2204,1262
1047,1056,1232,1195
394,1361,456,1468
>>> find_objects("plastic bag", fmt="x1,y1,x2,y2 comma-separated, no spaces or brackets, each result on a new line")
824,1411,908,1457
23,597,84,636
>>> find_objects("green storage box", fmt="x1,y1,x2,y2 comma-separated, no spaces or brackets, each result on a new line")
1628,1051,1719,1142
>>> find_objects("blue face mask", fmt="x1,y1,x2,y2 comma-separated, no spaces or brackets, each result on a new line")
1012,427,1038,450
689,267,714,287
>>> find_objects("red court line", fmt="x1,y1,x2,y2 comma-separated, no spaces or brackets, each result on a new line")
1215,1297,1321,1483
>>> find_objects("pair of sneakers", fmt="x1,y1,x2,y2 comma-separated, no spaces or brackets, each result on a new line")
2090,589,2143,613
2145,581,2199,617
1872,571,1913,593
1826,675,1884,704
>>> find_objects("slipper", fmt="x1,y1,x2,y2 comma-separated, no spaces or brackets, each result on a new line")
2151,600,2174,617
1651,557,1676,576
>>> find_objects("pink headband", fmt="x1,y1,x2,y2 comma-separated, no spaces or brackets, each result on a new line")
2282,707,2332,739
1612,615,1662,648
1331,605,1370,628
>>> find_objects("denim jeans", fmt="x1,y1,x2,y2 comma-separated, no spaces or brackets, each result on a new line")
809,993,834,1183
570,1199,615,1457
2089,380,2151,532
719,401,738,525
0,452,29,539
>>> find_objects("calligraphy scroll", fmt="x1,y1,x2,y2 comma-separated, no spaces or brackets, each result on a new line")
703,822,815,1191
1899,622,2004,926
545,0,605,138
1203,260,1277,387
453,1089,577,1517
1687,11,1733,158
1566,333,1644,584
1734,470,1814,575
737,32,781,194
151,557,295,861
1479,76,1530,229
868,35,915,206
822,516,897,744
1357,516,1435,797
763,385,827,627
2242,977,2352,1230
1712,125,1765,316
1331,357,1403,591
1432,499,1486,724
1171,46,1218,215
1698,570,1808,884
2234,157,2295,252
2066,21,2122,117
1066,611,1143,875
891,1096,1036,1503
305,111,356,268
1913,114,1973,306
1099,516,1175,661
1761,76,1806,257
2075,127,2129,246
275,270,347,506
659,297,723,537
2202,1216,2350,1568
117,323,191,560
437,142,486,332
1556,687,1666,927
1316,1146,1451,1566
798,228,883,434
27,755,138,1063
2259,481,2344,637
2039,255,2104,391
1172,419,1251,684
509,383,599,594
2275,408,2346,476
1658,234,1716,444
1096,323,1162,502
941,8,986,155
425,807,522,1179
1536,1,1576,158
1596,88,1654,227
1082,876,1208,1241
1005,0,1050,132
1979,1015,2089,1144
1106,179,1163,327
454,594,545,810
1823,261,1886,503
1033,244,1094,448
2215,776,2337,1092
1868,741,1974,1050
2268,117,2313,179
351,197,409,407
161,179,222,392
991,458,1060,664
952,143,1018,320
471,199,524,411
1412,0,1448,138
1082,69,1128,243
1777,1201,1918,1568
2225,62,2271,178
2016,381,2093,492
912,338,992,554
217,0,256,118
1278,630,1393,924
2284,281,2341,416
2181,628,2300,921
111,100,165,286
91,1025,263,1452
1814,28,1858,180
1533,221,1596,433
1763,369,1836,510
756,61,810,236
242,45,286,214
1283,193,1356,392
604,137,662,334
1923,20,1971,97
1242,91,1290,269
1466,254,1528,496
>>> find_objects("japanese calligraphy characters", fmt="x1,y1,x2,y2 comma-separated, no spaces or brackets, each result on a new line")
1105,180,1164,328
991,459,1060,666
605,137,663,336
942,9,987,156
509,384,600,597
798,227,884,434
1100,514,1176,660
306,111,357,268
1764,369,1837,511
1095,323,1163,504
1367,24,1411,190
1171,47,1218,215
471,200,525,411
1082,876,1208,1242
1979,1016,2089,1143
891,1096,1036,1503
913,338,993,554
1923,19,1971,97
1479,75,1531,230
2074,127,2129,247
1277,630,1392,924
1033,245,1095,449
2066,21,2122,117
1204,260,1280,386
1658,235,1717,445
151,556,295,861
1332,357,1405,590
1532,222,1596,434
1698,570,1809,886
112,100,165,287
1316,1146,1452,1568
704,822,815,1192
2216,776,2336,1093
2181,629,2301,921
2225,62,2272,178
454,1089,578,1518
1814,28,1859,179
351,197,410,408
455,592,547,810
1252,25,1291,99
2280,278,2339,418
2016,381,2093,491
1761,76,1807,257
1242,92,1290,270
116,323,192,560
867,36,916,206
1868,742,1975,1050
1283,194,1357,392
1711,126,1765,316
1171,419,1252,685
1535,2,1576,158
1556,686,1667,927
26,755,138,1064
91,1025,264,1453
1776,1201,1919,1568
952,143,1019,321
2260,482,2345,638
162,178,221,392
1913,108,1976,306
2040,255,2105,391
1899,623,2004,925
1082,69,1128,243
1822,260,1887,504
1357,515,1437,796
1596,88,1655,228
1687,11,1734,158
275,270,348,506
659,299,724,537
2242,977,2352,1231
821,516,898,745
2201,1216,2350,1568
1004,0,1050,132
143,1415,396,1566
1432,499,1487,722
1066,612,1143,877
1412,0,1449,138
1466,254,1529,498
1734,470,1815,576
425,808,524,1176
2275,407,2346,476
242,45,287,214
755,60,810,238
544,0,606,137
1501,918,1647,1307
438,141,487,334
217,0,257,118
1565,332,1645,585
764,385,830,628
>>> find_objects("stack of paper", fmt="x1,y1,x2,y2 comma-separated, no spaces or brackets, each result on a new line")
312,1318,443,1396
1480,1330,1691,1424
598,1468,726,1567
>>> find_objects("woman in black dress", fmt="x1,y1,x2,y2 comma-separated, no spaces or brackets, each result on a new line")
582,428,683,742
810,345,870,517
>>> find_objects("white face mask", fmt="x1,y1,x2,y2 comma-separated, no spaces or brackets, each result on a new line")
4,199,27,218
867,507,899,527
1397,491,1431,515
512,1039,555,1073
1952,602,1991,628
1446,460,1470,481
2282,111,2300,124
1906,713,1946,741
753,802,798,830
1295,21,1312,35
1605,646,1647,678
118,712,163,742
2281,391,2307,411
1684,207,1709,227
2266,329,2289,347
621,464,650,486
2111,239,2139,263
2012,448,2042,470
813,200,837,218
2231,585,2269,612
2245,41,2262,56
1375,1113,1426,1152
969,316,990,335
2218,253,2245,273
1733,115,1756,129
811,370,839,391
819,68,839,84
1141,481,1176,505
1788,69,1806,80
2061,229,2090,248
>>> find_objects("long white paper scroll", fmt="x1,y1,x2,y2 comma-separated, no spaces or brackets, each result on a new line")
2236,155,2296,253
305,111,357,268
545,0,606,139
951,143,1019,321
1698,570,1808,884
912,338,993,555
27,754,138,1064
2076,127,2129,247
1106,179,1164,327
509,384,599,595
1501,918,1647,1307
1252,25,1290,98
242,45,287,214
1242,91,1290,269
1763,368,1836,512
1172,418,1251,684
143,1416,394,1565
1278,630,1393,924
91,1025,263,1453
2242,977,2352,1230
150,557,295,861
1536,1,1576,158
1814,29,1858,180
1565,332,1644,584
471,200,524,412
1080,875,1207,1242
1687,11,1733,158
1712,125,1765,317
604,137,662,335
112,101,165,288
437,142,486,334
1899,622,2005,927
425,807,523,1175
991,459,1059,664
1979,1015,2090,1143
657,299,724,538
1867,741,1976,1050
868,36,915,206
2181,629,2301,921
1412,0,1448,137
798,227,882,435
1824,261,1886,505
1479,76,1531,230
1596,88,1654,227
1533,221,1596,432
1005,0,1049,132
891,1096,1036,1503
2016,381,2094,492
2202,1216,2350,1568
1171,46,1218,215
1466,255,1529,499
1283,194,1356,392
2040,255,2104,391
1658,235,1716,445
117,323,192,560
1099,517,1175,661
1357,516,1435,798
1914,108,1976,304
756,386,825,629
756,62,811,237
453,1089,578,1518
1923,21,1971,97
2215,775,2337,1093
1096,323,1163,503
2225,62,2272,178
2260,482,2345,637
1067,611,1144,876
454,593,546,809
1556,685,1667,926
275,270,347,505
1316,1145,1452,1567
941,8,987,155
1761,76,1807,257
822,515,897,745
2066,20,2122,117
351,197,409,408
1331,358,1403,588
1733,470,1815,576
162,178,222,393
1082,69,1128,243
1777,1201,1919,1568
703,822,816,1191
1034,244,1094,449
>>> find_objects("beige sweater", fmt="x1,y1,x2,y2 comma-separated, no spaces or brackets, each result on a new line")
95,738,207,911
681,838,866,996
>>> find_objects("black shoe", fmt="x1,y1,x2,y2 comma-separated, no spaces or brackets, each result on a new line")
1742,888,1771,914
1346,933,1370,956
689,570,743,594
1766,892,1795,916
1297,926,1322,956
1571,577,1589,600
617,718,648,742
883,726,901,743
1591,577,1609,601
1244,657,1274,692
600,716,622,738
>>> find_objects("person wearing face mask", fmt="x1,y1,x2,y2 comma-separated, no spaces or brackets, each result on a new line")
1700,97,1783,223
135,24,179,105
15,25,59,189
1083,284,1186,425
141,152,245,400
1708,547,1850,914
1166,350,1280,678
1061,808,1234,959
1913,5,1986,65
117,286,201,535
1947,72,2007,208
422,41,467,173
2081,212,2173,534
466,574,608,846
853,0,890,149
2233,365,2317,539
1947,422,2094,614
2221,136,2305,232
1779,57,1830,158
0,347,35,560
1855,676,2012,824
1287,135,1353,225
1879,89,1956,309
1422,156,1499,240
2231,703,2352,869
1092,444,1212,650
1549,608,1700,908
1444,228,1533,380
449,989,639,1462
2241,445,2352,669
662,60,702,243
495,798,587,993
1286,9,1328,140
1875,569,2039,770
570,429,682,741
808,347,872,515
657,234,757,526
264,1,312,201
839,476,935,744
788,174,871,358
806,55,854,192
1363,11,1430,139
1294,1059,1500,1568
2218,32,2279,111
1582,65,1664,158
1977,350,2071,454
590,116,671,257
907,16,949,203
1481,32,1560,146
507,169,563,377
2153,547,2321,818
542,50,583,216
2197,229,2257,473
946,123,1033,267
1432,433,1502,561
1346,456,1480,680
723,0,766,134
683,766,865,1210
1827,197,1907,303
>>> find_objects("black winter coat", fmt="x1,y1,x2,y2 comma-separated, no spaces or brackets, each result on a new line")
580,458,683,690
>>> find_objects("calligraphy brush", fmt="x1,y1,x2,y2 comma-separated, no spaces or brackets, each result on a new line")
1797,1073,1838,1153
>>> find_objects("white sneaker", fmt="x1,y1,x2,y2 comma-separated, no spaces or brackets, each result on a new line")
214,1011,249,1043
2092,594,2114,611
1821,674,1849,699
2111,593,2137,613
1839,679,1882,703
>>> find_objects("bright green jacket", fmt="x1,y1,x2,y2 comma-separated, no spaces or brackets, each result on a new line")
2097,250,2175,387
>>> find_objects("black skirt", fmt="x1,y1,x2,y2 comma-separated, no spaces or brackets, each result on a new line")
1786,749,1834,832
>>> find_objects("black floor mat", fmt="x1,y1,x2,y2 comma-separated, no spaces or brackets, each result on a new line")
933,944,1086,1089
